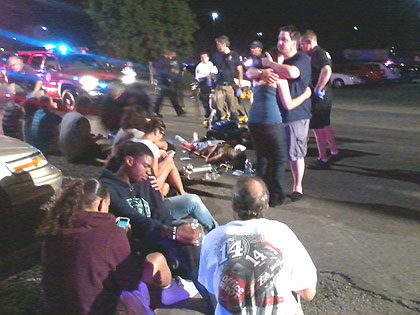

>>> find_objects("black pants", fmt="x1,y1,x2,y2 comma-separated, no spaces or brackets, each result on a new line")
198,85,212,117
154,84,184,115
131,238,210,304
249,123,288,204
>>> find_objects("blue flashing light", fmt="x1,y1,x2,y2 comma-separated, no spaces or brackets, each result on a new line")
73,76,79,81
58,44,69,55
44,44,56,50
99,82,108,89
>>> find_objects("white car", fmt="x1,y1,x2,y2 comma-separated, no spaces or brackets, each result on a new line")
363,62,402,80
330,72,363,88
0,135,63,210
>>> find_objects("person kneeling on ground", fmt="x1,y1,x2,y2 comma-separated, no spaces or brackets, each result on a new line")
99,142,218,309
37,178,178,315
199,176,317,314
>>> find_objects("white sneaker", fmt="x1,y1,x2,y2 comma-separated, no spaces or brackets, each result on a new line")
161,276,199,305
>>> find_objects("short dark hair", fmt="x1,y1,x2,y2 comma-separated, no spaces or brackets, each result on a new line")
232,176,269,220
106,141,154,172
301,29,318,42
216,35,230,47
121,141,154,159
39,95,53,109
279,25,301,43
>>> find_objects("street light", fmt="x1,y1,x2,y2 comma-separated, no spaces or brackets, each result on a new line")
211,12,218,38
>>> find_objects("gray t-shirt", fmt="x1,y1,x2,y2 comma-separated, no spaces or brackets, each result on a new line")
59,112,93,162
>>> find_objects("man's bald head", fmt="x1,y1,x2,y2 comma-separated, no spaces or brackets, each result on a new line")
232,176,269,220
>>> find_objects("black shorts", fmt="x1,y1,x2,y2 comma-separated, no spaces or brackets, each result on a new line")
310,98,332,129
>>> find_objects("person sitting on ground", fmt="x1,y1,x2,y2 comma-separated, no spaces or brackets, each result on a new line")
198,176,317,314
99,142,218,309
59,111,108,164
30,95,61,154
22,97,39,144
37,178,180,315
1,92,25,140
140,117,187,196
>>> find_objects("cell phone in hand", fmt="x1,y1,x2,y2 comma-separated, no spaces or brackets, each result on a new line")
117,217,130,230
168,151,176,157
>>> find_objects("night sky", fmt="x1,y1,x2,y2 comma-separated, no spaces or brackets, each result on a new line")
1,0,419,60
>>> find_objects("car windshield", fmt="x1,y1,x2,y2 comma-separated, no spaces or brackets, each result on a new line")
58,54,107,70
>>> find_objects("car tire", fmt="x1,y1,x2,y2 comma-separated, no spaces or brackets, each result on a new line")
332,79,345,88
61,89,77,111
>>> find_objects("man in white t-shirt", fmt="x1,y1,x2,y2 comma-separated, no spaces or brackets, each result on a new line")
195,52,218,118
199,176,317,314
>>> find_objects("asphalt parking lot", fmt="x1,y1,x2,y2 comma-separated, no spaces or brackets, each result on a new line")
1,80,419,314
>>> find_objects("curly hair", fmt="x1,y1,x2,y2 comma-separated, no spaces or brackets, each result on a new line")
36,179,109,237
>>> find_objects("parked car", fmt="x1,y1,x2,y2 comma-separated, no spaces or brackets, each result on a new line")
363,62,401,80
330,72,364,88
0,135,63,210
393,63,419,82
334,64,386,84
16,49,125,111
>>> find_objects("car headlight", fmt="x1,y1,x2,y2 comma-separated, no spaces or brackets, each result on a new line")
79,76,99,91
5,152,48,174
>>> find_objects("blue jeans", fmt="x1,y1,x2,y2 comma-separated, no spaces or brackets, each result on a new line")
163,194,218,232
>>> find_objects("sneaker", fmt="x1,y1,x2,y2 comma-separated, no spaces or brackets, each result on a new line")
329,152,342,163
154,112,163,118
307,159,330,170
161,276,199,305
177,110,186,117
291,191,304,202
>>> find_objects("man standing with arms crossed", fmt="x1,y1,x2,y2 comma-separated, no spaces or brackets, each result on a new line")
262,25,312,201
212,35,243,121
300,30,340,169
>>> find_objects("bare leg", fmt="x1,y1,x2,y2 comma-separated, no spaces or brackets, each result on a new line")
167,164,187,195
157,157,186,195
313,129,328,161
142,252,172,289
324,126,339,154
290,158,305,194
